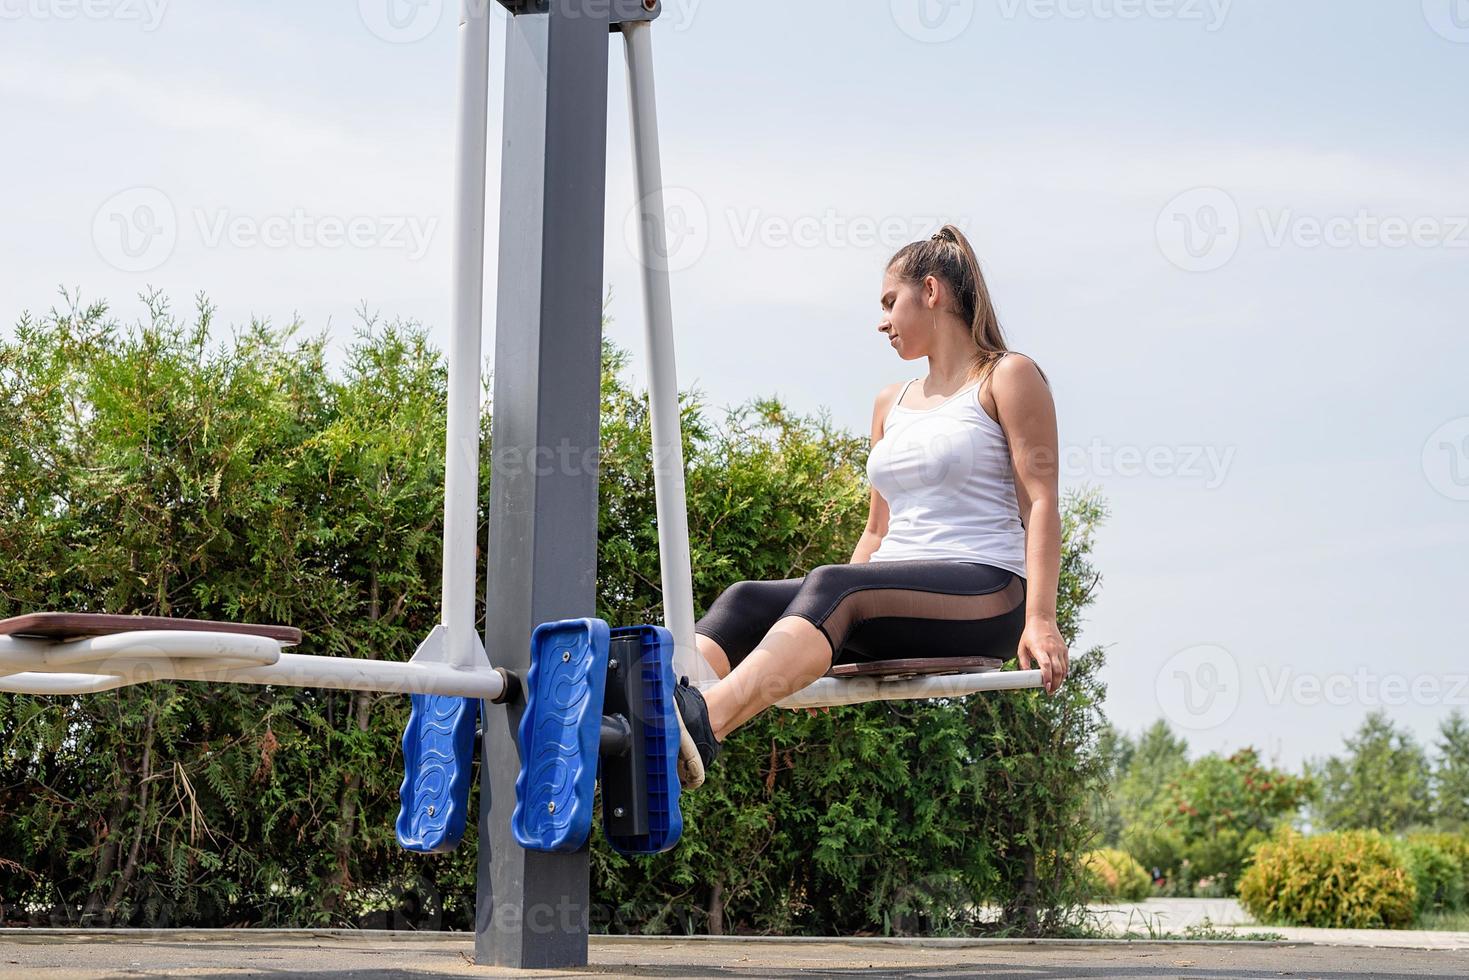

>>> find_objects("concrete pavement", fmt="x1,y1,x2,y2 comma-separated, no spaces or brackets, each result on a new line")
4,929,1469,978
1085,898,1469,949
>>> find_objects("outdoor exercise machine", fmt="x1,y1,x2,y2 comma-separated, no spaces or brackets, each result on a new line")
0,0,1043,968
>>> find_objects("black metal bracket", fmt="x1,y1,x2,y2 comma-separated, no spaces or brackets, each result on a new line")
597,633,650,838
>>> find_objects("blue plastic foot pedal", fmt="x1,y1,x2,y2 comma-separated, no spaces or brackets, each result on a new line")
603,625,683,856
396,694,479,853
512,618,610,853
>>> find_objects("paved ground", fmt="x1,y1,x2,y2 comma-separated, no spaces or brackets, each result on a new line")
1085,899,1469,949
1085,898,1255,931
5,930,1469,979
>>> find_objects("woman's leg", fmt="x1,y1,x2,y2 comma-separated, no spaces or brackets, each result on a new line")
701,614,833,740
675,576,806,786
700,560,1024,741
695,633,734,679
692,577,804,680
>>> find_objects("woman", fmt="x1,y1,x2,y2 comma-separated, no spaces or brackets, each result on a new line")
671,224,1069,789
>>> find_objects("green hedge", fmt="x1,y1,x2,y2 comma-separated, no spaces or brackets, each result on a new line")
1,294,1112,935
1395,833,1467,916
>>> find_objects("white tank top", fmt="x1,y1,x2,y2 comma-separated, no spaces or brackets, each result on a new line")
865,364,1028,578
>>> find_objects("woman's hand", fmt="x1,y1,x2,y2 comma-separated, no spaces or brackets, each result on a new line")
1017,617,1069,695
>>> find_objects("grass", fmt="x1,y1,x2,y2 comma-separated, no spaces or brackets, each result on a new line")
1413,909,1469,932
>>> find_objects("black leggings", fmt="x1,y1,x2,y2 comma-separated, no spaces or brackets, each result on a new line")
693,559,1027,671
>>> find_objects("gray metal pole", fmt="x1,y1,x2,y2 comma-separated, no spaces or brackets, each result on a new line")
476,1,611,970
444,0,492,670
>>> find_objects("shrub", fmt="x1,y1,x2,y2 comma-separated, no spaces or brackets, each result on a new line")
1154,748,1310,897
1081,849,1151,902
1238,830,1416,929
1409,832,1469,905
1396,834,1467,916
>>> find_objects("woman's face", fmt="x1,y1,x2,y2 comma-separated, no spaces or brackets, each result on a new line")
878,270,933,360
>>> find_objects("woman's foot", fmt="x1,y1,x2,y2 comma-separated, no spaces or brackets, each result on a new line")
672,676,722,789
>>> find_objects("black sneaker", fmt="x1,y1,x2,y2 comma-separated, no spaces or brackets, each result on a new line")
672,675,722,789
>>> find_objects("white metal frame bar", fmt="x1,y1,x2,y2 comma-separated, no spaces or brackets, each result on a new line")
0,627,505,700
441,0,493,672
620,21,711,688
0,630,1036,703
777,667,1044,709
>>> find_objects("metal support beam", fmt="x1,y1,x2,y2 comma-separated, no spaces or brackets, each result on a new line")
476,0,613,969
619,21,713,688
442,0,493,671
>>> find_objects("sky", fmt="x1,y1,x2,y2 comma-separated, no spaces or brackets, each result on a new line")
2,0,1466,774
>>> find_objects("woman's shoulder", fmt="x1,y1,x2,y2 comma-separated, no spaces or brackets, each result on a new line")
873,378,910,412
870,379,913,439
995,350,1038,372
978,352,1050,425
991,351,1049,388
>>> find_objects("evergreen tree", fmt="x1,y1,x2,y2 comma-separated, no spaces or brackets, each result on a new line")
1432,710,1469,831
1114,720,1191,875
1089,722,1134,848
1309,710,1432,833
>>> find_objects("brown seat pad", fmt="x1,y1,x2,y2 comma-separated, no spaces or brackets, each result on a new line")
824,655,1002,679
0,612,301,645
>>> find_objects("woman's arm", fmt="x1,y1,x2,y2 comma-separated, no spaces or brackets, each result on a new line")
992,353,1069,693
849,382,902,564
849,488,887,564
